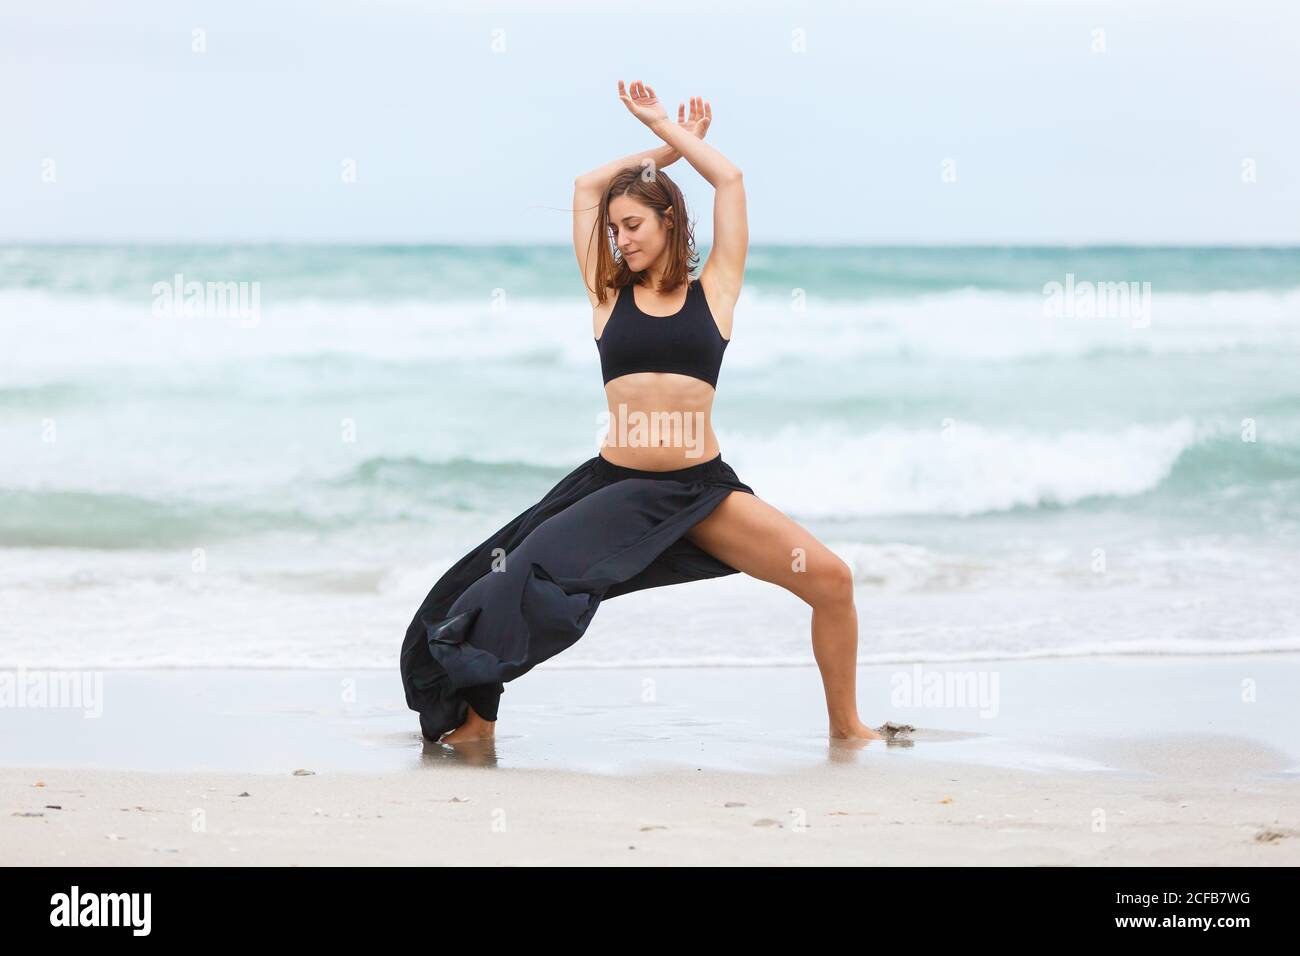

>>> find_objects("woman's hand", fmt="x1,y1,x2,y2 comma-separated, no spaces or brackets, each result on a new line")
660,96,712,166
677,95,711,140
617,79,668,128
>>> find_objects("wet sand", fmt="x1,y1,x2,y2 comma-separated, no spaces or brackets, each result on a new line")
2,656,1298,864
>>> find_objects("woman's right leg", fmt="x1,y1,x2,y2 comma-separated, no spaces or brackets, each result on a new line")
685,491,883,740
439,704,495,744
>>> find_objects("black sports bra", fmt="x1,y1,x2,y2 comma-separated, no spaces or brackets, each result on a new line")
594,279,729,388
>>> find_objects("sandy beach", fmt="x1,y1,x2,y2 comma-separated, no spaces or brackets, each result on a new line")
4,656,1298,866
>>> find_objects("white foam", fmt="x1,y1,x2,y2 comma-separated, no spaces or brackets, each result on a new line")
720,418,1201,517
3,286,1299,377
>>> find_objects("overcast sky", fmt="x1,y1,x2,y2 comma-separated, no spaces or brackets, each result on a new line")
3,0,1297,244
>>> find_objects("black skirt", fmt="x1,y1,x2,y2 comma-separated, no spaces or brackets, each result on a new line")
399,452,756,740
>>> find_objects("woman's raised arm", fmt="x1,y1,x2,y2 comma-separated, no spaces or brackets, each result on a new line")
573,94,714,305
619,81,747,306
573,143,679,306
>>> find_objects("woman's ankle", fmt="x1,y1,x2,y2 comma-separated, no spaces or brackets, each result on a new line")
827,711,864,736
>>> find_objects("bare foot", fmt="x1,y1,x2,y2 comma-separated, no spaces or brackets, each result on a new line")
439,705,496,744
830,719,885,741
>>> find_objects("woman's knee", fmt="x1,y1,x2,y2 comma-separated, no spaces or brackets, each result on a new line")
805,554,854,610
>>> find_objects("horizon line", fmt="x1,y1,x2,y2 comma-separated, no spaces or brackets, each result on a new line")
4,239,1300,250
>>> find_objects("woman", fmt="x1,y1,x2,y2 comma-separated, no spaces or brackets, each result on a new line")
400,81,882,745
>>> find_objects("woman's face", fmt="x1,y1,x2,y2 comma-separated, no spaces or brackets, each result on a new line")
607,195,671,272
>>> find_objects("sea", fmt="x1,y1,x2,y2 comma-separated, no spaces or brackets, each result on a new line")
2,244,1297,670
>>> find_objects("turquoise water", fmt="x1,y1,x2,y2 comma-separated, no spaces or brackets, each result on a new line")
1,245,1297,668
5,244,1300,298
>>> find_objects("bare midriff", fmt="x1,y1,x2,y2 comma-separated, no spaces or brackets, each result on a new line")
599,372,720,470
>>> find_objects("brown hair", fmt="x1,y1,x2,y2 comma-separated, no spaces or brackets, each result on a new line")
585,163,699,304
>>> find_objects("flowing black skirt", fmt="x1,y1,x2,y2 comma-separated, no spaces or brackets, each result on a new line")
399,452,756,740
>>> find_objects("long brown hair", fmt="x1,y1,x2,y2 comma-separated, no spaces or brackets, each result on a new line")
585,163,699,304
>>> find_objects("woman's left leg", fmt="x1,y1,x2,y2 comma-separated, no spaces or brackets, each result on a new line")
685,491,883,740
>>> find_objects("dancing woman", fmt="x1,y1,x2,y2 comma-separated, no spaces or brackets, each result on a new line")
400,81,882,744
